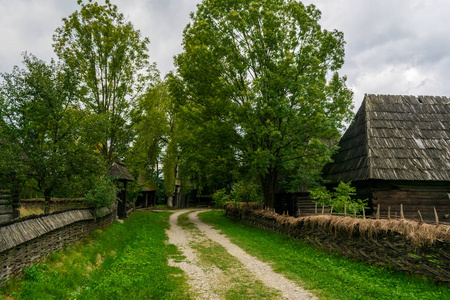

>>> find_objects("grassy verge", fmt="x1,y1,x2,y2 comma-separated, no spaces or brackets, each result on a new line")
177,211,282,299
0,211,188,300
199,210,450,300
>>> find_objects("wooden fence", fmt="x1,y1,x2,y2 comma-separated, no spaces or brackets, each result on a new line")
226,204,450,283
294,203,450,226
0,204,117,284
0,189,20,223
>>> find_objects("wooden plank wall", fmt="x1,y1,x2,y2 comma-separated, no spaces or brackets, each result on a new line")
372,182,450,220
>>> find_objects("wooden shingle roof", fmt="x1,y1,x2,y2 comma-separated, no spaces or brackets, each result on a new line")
108,161,134,182
323,94,450,183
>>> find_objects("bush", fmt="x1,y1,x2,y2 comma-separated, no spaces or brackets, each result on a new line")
212,189,231,209
310,181,368,214
212,180,263,209
84,177,118,208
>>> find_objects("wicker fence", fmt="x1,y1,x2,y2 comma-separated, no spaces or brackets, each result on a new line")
0,204,117,284
226,204,450,283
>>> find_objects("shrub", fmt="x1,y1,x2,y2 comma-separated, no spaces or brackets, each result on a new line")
84,177,118,208
310,181,368,214
212,180,263,209
212,189,231,209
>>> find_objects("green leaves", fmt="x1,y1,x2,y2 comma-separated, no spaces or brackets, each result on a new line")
53,0,158,165
84,177,118,208
0,54,104,200
310,181,369,214
174,0,354,206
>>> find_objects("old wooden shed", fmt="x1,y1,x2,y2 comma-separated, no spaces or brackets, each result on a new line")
135,176,159,208
322,94,450,219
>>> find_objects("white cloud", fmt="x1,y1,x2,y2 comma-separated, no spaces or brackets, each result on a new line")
1,0,449,113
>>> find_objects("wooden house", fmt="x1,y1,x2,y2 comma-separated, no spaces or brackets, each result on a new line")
322,94,450,220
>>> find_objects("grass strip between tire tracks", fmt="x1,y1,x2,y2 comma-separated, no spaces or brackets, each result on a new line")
198,210,450,300
178,211,283,299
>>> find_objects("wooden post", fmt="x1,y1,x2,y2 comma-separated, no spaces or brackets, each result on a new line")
363,208,366,219
434,207,439,226
315,203,318,215
400,204,405,219
376,204,380,219
344,205,347,217
418,210,423,224
321,205,325,215
388,206,391,220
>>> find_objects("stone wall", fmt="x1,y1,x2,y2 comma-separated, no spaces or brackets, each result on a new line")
0,205,117,284
226,205,450,283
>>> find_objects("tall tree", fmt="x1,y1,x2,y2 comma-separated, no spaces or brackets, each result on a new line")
129,82,172,178
53,0,157,166
174,0,354,207
0,54,103,212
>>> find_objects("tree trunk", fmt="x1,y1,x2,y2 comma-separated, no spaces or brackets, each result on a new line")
167,195,173,207
117,181,127,219
44,188,52,214
261,171,277,208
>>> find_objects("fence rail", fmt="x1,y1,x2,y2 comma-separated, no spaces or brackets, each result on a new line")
291,203,450,226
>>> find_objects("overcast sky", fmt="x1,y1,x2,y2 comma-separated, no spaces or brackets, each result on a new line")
1,0,449,111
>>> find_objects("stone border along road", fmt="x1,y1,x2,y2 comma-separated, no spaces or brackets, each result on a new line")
166,209,317,300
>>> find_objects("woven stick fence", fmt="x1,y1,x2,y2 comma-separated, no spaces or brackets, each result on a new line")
226,204,450,283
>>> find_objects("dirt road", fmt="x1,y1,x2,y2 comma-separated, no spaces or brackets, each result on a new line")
166,209,316,299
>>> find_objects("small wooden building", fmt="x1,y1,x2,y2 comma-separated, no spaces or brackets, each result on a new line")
322,94,450,220
108,161,134,219
135,176,159,208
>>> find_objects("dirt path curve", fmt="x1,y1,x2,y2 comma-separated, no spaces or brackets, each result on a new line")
166,209,317,300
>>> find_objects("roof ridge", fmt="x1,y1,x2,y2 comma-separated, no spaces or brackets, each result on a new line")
364,94,373,179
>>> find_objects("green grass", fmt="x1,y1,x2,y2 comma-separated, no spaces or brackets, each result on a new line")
0,211,189,300
199,211,450,300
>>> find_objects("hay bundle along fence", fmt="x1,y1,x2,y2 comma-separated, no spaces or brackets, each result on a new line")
0,204,117,284
226,204,450,283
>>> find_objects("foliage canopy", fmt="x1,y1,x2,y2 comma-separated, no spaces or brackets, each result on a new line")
173,0,354,207
53,0,158,165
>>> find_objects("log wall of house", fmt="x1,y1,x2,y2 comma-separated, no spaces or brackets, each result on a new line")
369,181,450,220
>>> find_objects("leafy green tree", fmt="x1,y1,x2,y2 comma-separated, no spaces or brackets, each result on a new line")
53,0,158,166
167,73,238,194
129,82,172,179
0,54,103,212
174,0,353,207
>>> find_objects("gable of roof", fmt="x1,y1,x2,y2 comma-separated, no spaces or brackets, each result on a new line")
323,94,450,183
108,161,134,182
137,175,159,191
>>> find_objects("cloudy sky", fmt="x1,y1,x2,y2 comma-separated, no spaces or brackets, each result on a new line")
1,0,449,111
